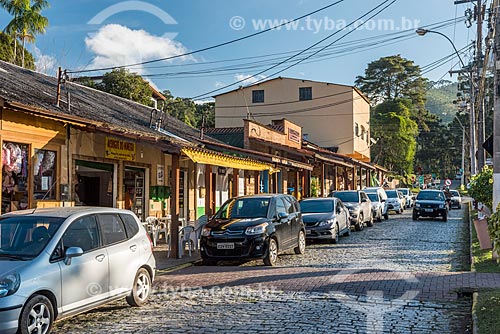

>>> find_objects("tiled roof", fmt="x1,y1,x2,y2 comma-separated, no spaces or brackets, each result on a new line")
0,60,205,146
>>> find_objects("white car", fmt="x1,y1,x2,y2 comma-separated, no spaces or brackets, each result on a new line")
0,207,156,334
397,188,413,208
449,190,462,209
385,190,404,214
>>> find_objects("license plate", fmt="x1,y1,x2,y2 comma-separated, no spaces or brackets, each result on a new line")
217,243,235,250
425,209,434,213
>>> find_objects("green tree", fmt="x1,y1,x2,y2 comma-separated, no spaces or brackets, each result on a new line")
356,55,434,131
161,90,197,127
97,68,154,106
371,99,418,174
195,102,215,129
0,31,34,69
1,0,49,68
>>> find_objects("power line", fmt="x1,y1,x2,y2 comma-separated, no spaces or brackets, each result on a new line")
190,0,399,100
66,0,348,74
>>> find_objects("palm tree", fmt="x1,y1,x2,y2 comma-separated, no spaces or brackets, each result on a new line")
1,0,49,67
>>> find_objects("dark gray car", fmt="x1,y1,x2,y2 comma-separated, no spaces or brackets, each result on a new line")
299,198,351,243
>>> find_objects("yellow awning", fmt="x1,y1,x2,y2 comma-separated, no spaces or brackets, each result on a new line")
182,148,277,172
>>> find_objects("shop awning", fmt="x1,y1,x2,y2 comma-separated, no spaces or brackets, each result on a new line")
182,147,276,172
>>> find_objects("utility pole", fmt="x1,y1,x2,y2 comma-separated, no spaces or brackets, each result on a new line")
493,0,500,211
477,0,486,170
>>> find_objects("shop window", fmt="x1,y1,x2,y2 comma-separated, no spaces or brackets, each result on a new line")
2,142,29,213
34,149,57,200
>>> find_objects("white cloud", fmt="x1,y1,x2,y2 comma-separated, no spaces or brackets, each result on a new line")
85,24,191,72
215,81,226,88
234,73,266,85
33,47,58,75
194,99,214,105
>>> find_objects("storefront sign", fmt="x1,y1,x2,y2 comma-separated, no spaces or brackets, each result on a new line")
105,137,136,161
157,165,165,185
288,128,301,143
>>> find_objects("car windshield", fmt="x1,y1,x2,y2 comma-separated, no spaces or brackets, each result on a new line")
450,190,460,197
417,191,445,201
333,192,358,203
300,200,334,213
0,216,64,260
386,190,398,198
399,189,409,195
216,197,270,219
367,193,379,202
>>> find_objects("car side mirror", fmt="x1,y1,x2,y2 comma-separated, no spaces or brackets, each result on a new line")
277,212,288,221
381,199,386,202
361,198,367,203
64,246,83,265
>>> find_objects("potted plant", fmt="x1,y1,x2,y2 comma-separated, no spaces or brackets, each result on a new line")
468,167,494,250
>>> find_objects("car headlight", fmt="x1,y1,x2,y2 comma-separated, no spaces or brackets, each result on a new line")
439,204,445,209
0,272,20,298
201,227,211,237
318,219,335,227
245,222,269,235
415,203,420,208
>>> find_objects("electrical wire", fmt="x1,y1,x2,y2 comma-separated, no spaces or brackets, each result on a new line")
190,0,399,100
66,0,348,74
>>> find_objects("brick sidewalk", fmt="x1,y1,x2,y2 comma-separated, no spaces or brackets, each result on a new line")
156,266,500,301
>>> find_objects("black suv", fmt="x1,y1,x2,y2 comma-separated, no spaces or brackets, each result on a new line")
412,190,448,221
200,194,306,266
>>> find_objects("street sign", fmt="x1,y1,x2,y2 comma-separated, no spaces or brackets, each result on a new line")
445,179,452,186
418,176,424,185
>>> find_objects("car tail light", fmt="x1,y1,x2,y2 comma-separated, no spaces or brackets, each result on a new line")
145,231,153,252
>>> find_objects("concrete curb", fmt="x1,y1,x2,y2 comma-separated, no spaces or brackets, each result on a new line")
156,259,201,276
472,291,479,334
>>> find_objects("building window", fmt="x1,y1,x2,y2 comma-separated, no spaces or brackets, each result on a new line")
360,126,366,140
252,90,264,103
355,123,359,137
34,149,57,200
299,87,312,101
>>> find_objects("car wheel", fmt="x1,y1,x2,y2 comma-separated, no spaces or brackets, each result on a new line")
355,214,364,231
442,213,448,222
412,211,419,220
294,230,306,254
264,238,278,266
126,268,152,307
19,294,54,334
344,225,351,236
377,210,383,222
330,225,339,244
384,213,389,220
366,214,374,227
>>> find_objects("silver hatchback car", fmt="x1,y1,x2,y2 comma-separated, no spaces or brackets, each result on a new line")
0,207,156,334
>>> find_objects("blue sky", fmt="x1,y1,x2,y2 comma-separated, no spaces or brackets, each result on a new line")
0,0,477,99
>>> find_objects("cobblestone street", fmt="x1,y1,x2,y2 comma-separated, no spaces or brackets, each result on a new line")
53,204,497,333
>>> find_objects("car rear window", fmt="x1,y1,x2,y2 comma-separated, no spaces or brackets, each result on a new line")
98,214,127,245
367,193,379,202
120,213,140,237
300,200,334,213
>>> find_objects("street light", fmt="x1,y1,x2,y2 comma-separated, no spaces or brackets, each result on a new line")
416,27,477,176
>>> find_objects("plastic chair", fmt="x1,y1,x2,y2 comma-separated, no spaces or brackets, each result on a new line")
179,225,195,257
193,215,208,252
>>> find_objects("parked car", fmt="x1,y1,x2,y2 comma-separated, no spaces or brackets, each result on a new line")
366,192,385,222
299,197,350,243
0,207,156,334
412,189,449,221
364,187,389,220
397,188,413,208
449,190,462,209
329,190,372,230
200,194,305,266
385,190,404,214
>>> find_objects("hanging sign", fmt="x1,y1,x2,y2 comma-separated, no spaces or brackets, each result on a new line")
105,137,136,161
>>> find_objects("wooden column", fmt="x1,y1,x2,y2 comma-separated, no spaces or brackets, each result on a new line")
232,168,239,198
205,164,213,217
294,171,300,199
170,153,180,259
333,166,337,193
302,171,309,198
320,164,325,197
351,167,356,190
254,171,260,194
